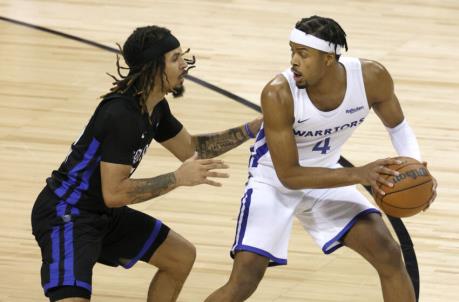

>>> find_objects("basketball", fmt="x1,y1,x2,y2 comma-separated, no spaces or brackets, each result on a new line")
373,157,434,217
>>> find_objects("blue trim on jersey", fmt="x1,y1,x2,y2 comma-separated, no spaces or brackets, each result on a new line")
255,127,265,142
251,144,269,167
237,189,253,246
63,221,75,286
232,245,287,267
322,208,381,254
65,155,102,205
249,127,268,167
43,226,60,293
56,201,67,217
71,207,80,216
54,138,101,198
123,220,163,269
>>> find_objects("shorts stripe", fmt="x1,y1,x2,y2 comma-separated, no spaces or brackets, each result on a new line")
233,189,253,249
63,221,75,285
43,226,60,293
322,208,381,254
232,191,247,250
123,220,163,269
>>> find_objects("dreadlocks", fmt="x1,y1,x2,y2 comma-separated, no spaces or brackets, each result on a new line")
103,26,195,114
295,16,348,60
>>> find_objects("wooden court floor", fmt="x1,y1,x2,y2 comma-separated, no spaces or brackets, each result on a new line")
0,0,458,301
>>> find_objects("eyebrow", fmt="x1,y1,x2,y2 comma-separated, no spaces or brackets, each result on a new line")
289,43,310,51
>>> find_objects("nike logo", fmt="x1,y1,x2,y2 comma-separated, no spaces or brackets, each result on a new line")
297,118,310,123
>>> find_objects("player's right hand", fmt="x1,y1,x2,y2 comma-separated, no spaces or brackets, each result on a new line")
356,158,403,196
174,152,229,187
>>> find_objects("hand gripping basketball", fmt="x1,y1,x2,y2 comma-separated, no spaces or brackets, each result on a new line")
372,157,436,217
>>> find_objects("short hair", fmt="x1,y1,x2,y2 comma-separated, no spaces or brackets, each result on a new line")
295,16,348,60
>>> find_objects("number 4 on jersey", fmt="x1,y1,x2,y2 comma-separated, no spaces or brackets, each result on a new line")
312,138,331,154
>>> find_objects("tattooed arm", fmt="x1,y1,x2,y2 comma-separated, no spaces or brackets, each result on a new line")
161,117,263,161
193,125,249,159
100,156,229,208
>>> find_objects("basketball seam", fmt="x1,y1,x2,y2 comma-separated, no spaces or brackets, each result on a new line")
382,179,432,197
381,180,433,209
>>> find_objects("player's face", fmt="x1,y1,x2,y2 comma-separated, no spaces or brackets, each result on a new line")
289,42,328,88
163,46,188,96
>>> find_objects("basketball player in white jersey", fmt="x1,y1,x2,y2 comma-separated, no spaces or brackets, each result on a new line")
206,16,437,302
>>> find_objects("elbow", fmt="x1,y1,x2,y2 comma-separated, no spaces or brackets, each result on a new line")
102,191,124,208
277,172,299,190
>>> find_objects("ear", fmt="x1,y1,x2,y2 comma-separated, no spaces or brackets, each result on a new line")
324,53,335,66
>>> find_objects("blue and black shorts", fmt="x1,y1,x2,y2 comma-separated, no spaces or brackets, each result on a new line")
31,186,169,301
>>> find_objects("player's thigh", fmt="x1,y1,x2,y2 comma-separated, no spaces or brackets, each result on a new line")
296,185,381,254
231,179,302,265
342,212,397,258
32,188,106,300
98,207,170,269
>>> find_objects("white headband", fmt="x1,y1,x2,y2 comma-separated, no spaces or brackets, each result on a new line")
289,28,342,55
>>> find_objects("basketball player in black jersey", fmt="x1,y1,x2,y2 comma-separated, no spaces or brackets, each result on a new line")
31,25,262,302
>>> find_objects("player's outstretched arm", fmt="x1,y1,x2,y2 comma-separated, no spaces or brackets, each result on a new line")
191,117,262,159
161,119,262,161
262,75,401,192
100,153,228,207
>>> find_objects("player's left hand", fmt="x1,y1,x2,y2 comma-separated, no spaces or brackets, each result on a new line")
422,161,437,211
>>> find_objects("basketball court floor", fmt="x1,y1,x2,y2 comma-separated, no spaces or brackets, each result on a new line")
0,1,458,301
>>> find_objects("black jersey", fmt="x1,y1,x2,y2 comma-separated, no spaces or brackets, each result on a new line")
46,93,183,212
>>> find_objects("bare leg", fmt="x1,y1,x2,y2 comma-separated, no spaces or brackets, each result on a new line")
343,213,415,302
147,230,196,302
205,251,269,302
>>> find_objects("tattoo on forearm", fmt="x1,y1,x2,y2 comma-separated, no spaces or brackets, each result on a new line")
127,172,176,204
195,126,248,159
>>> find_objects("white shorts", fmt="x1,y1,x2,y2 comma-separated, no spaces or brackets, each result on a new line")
231,175,381,266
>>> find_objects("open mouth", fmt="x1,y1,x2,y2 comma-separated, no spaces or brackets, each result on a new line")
292,69,303,81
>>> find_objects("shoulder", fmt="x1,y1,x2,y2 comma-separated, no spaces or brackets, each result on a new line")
360,59,394,104
155,98,171,113
360,59,391,82
261,74,293,107
98,94,139,119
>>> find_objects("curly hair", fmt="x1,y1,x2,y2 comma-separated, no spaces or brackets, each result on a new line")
103,26,172,114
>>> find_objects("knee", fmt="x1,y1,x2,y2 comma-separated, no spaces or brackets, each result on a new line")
155,238,196,280
229,268,264,294
226,252,268,297
370,236,404,275
172,240,196,277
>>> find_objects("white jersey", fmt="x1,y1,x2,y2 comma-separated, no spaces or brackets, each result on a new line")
249,57,369,182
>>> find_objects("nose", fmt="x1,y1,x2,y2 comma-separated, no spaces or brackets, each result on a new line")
290,52,300,68
179,57,188,70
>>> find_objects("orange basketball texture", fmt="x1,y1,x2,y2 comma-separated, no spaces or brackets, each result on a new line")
373,157,434,217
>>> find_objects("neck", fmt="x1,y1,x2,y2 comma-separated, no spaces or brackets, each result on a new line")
309,62,345,96
145,85,167,115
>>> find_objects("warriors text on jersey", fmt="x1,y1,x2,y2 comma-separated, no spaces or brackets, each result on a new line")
249,57,369,182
